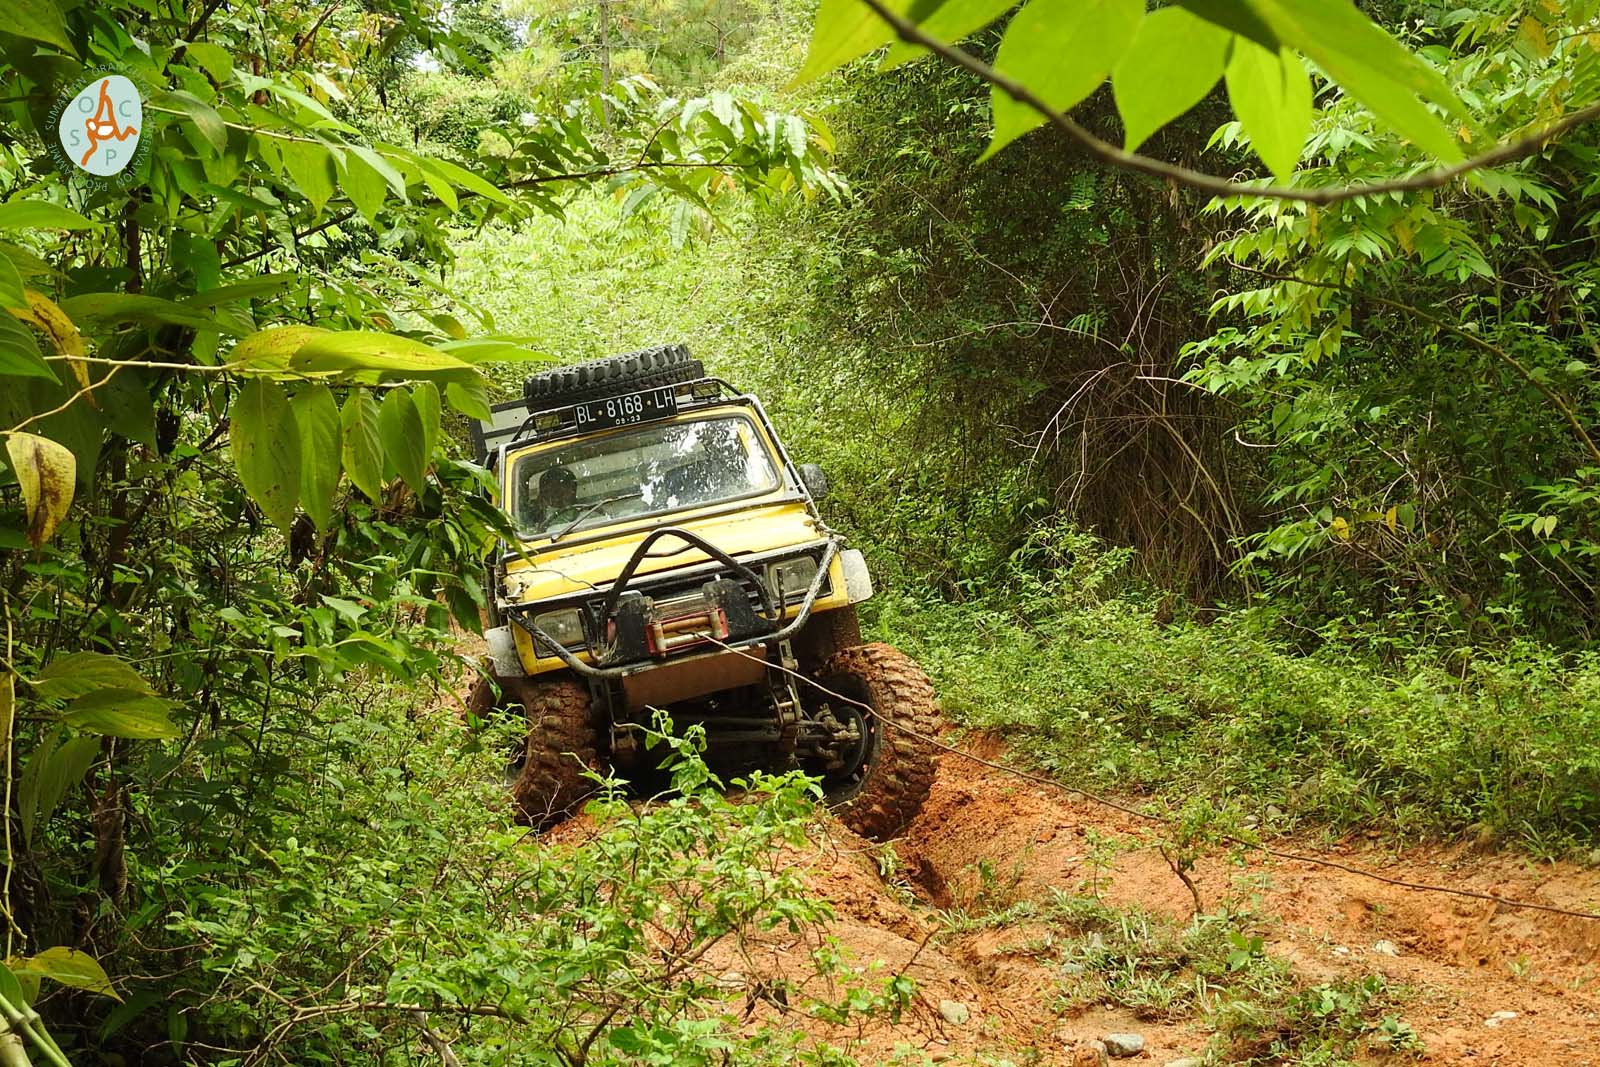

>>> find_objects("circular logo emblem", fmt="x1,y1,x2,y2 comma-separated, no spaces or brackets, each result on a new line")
57,75,143,177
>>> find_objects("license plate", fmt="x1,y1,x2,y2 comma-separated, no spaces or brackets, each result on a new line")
573,386,678,430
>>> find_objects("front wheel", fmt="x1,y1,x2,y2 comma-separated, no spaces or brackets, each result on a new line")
504,675,605,829
813,643,940,841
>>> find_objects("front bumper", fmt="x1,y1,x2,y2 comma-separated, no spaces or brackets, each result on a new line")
501,531,845,680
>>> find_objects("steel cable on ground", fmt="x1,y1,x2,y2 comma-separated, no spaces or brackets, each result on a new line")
700,635,1600,923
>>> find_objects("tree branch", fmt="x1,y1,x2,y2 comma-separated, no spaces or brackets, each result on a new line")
853,0,1600,206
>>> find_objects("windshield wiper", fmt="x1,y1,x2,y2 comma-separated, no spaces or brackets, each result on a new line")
549,491,645,543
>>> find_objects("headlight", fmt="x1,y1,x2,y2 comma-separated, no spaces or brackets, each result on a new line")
533,607,586,650
766,556,818,602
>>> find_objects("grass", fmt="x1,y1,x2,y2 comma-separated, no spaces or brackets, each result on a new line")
936,890,1421,1067
872,567,1600,855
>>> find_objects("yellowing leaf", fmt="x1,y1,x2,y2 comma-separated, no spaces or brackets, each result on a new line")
10,290,89,391
290,331,482,383
1384,506,1398,532
1330,516,1351,541
229,325,331,373
5,431,76,546
33,652,152,701
1519,14,1550,58
62,689,181,739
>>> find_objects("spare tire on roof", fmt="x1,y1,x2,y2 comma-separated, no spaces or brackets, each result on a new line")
523,343,705,410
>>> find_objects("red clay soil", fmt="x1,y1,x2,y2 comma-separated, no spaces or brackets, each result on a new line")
735,736,1600,1065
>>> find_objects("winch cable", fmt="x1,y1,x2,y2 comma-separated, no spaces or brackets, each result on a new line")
699,635,1600,924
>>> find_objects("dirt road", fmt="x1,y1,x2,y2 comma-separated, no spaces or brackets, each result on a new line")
731,735,1600,1065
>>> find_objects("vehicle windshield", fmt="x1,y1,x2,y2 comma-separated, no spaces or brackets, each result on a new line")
509,414,782,540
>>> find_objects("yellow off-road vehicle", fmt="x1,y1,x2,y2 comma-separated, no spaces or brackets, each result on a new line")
468,344,940,839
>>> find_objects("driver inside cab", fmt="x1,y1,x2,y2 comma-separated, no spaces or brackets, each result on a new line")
526,464,579,531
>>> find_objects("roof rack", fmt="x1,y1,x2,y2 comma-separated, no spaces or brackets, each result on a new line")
469,377,740,466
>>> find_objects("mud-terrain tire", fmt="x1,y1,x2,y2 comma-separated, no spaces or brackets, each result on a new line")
795,604,863,673
506,676,605,829
465,671,498,724
523,343,705,409
815,643,939,841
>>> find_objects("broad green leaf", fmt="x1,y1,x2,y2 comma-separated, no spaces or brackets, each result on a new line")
0,201,94,231
352,146,409,199
1249,0,1465,162
1113,7,1231,151
1224,38,1312,180
340,391,384,501
290,331,482,383
446,581,484,635
420,156,513,206
0,0,76,53
446,379,493,422
276,138,336,216
0,248,24,308
231,378,301,533
340,150,389,225
60,292,233,335
230,324,330,372
794,0,911,85
6,431,76,546
986,0,1145,159
33,652,152,701
378,388,428,493
292,384,341,532
63,689,180,739
413,381,441,466
186,274,300,307
0,959,29,1009
437,339,553,363
150,89,227,155
1174,0,1277,50
0,309,55,380
882,0,1020,68
19,734,98,846
183,41,234,82
14,947,120,1000
322,595,367,622
407,152,459,211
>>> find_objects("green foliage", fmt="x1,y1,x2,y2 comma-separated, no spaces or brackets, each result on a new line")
874,522,1600,852
1188,0,1600,637
1036,893,1419,1064
153,703,846,1065
800,0,1468,176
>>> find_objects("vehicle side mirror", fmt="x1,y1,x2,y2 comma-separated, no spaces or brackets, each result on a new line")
798,463,829,500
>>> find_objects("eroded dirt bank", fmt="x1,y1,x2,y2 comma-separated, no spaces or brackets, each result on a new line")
707,736,1600,1064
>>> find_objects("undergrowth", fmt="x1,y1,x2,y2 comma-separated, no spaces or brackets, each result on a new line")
85,678,883,1066
871,520,1600,857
